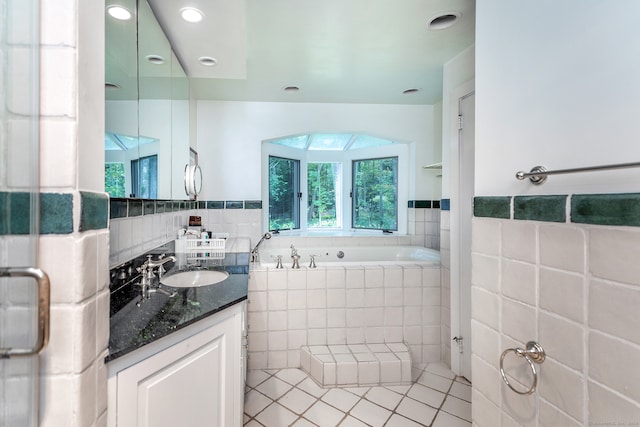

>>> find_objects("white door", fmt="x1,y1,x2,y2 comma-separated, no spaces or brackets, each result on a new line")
457,92,475,381
0,0,49,425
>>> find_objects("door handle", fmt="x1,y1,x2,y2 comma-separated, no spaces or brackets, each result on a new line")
0,267,50,358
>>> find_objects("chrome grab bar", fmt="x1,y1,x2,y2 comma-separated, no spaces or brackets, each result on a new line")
0,267,50,358
516,161,640,184
499,341,545,395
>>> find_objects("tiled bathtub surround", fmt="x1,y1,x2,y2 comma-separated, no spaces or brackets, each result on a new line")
408,203,441,250
471,194,640,424
247,261,442,371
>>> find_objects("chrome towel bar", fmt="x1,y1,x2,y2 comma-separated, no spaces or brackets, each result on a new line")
516,161,640,184
499,341,546,395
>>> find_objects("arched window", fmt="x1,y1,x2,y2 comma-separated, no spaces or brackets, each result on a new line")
262,133,408,234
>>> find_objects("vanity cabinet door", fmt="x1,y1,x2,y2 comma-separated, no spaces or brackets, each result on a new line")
115,309,242,427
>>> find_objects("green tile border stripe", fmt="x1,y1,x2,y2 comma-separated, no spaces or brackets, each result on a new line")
474,196,511,219
514,195,567,223
572,193,640,226
80,192,109,231
41,193,73,234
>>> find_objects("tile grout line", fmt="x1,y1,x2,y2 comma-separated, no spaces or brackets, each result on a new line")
244,365,471,427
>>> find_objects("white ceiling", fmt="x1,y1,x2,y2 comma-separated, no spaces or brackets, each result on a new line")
146,0,475,104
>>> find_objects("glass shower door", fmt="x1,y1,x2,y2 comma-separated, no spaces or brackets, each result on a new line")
0,0,48,425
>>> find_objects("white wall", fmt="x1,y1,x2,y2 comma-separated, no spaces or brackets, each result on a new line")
476,0,640,196
196,101,438,200
472,0,640,425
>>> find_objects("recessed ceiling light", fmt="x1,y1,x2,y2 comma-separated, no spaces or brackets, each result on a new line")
199,56,218,66
403,88,421,94
105,82,121,90
107,5,132,21
427,12,461,30
283,86,300,92
146,55,165,65
180,7,204,23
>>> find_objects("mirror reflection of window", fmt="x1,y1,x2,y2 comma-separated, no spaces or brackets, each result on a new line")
131,155,158,198
105,163,126,197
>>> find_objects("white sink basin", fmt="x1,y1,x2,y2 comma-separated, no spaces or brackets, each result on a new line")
161,270,229,288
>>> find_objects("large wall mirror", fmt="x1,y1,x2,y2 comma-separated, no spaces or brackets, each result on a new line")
105,0,190,200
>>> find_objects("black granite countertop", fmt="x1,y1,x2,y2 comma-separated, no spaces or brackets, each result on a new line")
106,239,250,362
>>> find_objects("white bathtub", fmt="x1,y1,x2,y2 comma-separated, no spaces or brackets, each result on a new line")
258,246,440,267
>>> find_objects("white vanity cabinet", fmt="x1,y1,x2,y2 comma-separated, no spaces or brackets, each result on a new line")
107,302,247,427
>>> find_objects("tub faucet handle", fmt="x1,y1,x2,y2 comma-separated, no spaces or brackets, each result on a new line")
309,255,317,268
291,254,300,269
275,255,284,269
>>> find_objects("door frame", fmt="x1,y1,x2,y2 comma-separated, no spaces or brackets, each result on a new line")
448,80,475,379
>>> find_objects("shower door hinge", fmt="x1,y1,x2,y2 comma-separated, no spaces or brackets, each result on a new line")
457,115,464,130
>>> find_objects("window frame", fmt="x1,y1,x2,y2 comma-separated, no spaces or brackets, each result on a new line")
262,139,408,234
351,156,399,231
268,155,301,231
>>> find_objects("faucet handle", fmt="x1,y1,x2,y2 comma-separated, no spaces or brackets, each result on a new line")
275,255,283,269
309,254,317,268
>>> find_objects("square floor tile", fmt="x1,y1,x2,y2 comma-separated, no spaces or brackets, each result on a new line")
449,381,471,402
344,386,370,396
244,389,273,417
425,362,456,379
279,387,317,415
255,402,298,427
292,418,317,427
395,397,437,426
416,371,453,393
297,378,328,398
321,388,360,412
385,384,411,394
246,370,272,388
442,395,472,422
407,383,446,408
432,410,471,427
385,414,424,427
339,415,369,426
365,387,403,411
276,368,309,386
350,398,392,427
255,376,293,400
303,400,346,426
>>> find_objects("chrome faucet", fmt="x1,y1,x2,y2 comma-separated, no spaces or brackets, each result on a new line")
135,254,177,305
290,245,300,268
251,232,272,262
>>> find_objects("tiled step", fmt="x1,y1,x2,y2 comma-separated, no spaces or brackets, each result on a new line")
300,343,412,388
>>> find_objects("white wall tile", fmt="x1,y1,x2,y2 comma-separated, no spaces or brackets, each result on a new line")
539,225,585,273
268,290,287,310
538,400,581,427
589,331,640,403
539,313,584,371
501,299,536,344
471,320,499,366
590,228,640,286
472,219,501,256
502,221,536,263
589,280,640,346
471,287,500,330
501,259,535,305
472,254,500,293
538,359,584,421
588,381,640,424
539,268,584,323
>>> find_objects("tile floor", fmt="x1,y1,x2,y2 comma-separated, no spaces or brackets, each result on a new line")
244,362,471,427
